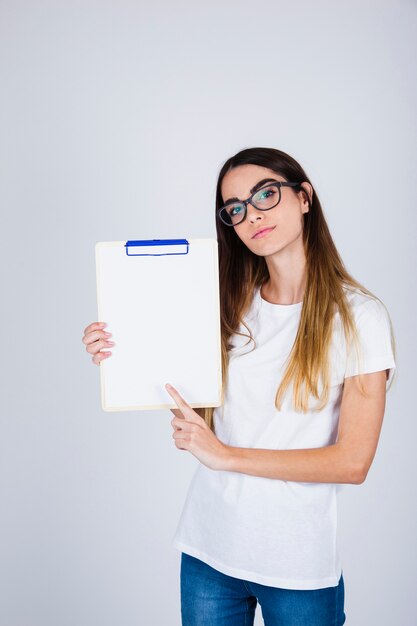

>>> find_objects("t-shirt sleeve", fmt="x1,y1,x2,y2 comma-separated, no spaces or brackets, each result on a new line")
344,298,396,386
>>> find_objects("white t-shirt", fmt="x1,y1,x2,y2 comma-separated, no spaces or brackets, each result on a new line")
171,285,396,590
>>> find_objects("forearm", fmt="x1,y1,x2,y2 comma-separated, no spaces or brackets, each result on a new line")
224,443,361,484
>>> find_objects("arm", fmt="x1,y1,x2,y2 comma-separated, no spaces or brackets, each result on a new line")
224,369,389,485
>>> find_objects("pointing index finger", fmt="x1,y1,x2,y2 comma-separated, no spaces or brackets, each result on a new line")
165,384,188,405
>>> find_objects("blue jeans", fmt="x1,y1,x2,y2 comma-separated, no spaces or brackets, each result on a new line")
180,552,346,626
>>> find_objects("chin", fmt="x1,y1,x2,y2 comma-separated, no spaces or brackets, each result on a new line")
250,244,280,256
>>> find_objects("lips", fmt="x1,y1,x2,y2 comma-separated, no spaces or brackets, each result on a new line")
252,226,276,239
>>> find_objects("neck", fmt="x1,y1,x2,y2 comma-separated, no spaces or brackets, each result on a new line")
262,243,307,305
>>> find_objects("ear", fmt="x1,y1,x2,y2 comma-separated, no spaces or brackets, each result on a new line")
300,182,313,213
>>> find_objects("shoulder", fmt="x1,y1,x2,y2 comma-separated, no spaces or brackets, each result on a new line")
339,286,396,383
332,286,393,348
341,285,390,322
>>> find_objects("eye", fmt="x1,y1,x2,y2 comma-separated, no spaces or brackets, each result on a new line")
228,204,243,216
253,184,279,206
259,190,273,199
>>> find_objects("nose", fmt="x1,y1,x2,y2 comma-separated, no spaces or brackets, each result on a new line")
246,203,264,223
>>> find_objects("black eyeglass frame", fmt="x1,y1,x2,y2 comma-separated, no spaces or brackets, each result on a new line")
217,181,302,226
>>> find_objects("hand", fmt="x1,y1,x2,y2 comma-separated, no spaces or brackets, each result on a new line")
82,321,115,365
165,383,230,471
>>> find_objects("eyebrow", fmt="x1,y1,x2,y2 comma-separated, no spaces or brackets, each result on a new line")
223,178,279,205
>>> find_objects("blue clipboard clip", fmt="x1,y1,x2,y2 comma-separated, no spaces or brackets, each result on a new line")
124,238,190,256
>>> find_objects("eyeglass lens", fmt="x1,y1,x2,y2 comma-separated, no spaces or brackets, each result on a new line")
221,183,281,225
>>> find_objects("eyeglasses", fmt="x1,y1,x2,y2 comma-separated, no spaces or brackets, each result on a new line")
217,181,302,226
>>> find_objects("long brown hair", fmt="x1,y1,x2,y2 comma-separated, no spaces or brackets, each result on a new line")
201,147,396,432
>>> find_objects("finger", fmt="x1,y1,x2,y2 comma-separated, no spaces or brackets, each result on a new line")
86,338,115,355
83,321,107,336
172,419,197,433
92,351,112,365
165,384,190,409
171,415,185,429
173,430,190,445
82,329,113,346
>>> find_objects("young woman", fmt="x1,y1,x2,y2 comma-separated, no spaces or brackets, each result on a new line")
82,147,396,626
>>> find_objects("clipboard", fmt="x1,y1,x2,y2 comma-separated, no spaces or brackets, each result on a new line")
95,238,222,411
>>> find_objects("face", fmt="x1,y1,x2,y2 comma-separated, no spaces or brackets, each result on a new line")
220,164,312,257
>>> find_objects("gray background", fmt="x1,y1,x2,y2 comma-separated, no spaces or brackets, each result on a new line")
1,0,416,624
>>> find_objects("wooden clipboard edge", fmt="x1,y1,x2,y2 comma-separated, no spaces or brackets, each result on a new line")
95,241,111,412
101,400,223,412
95,238,223,412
